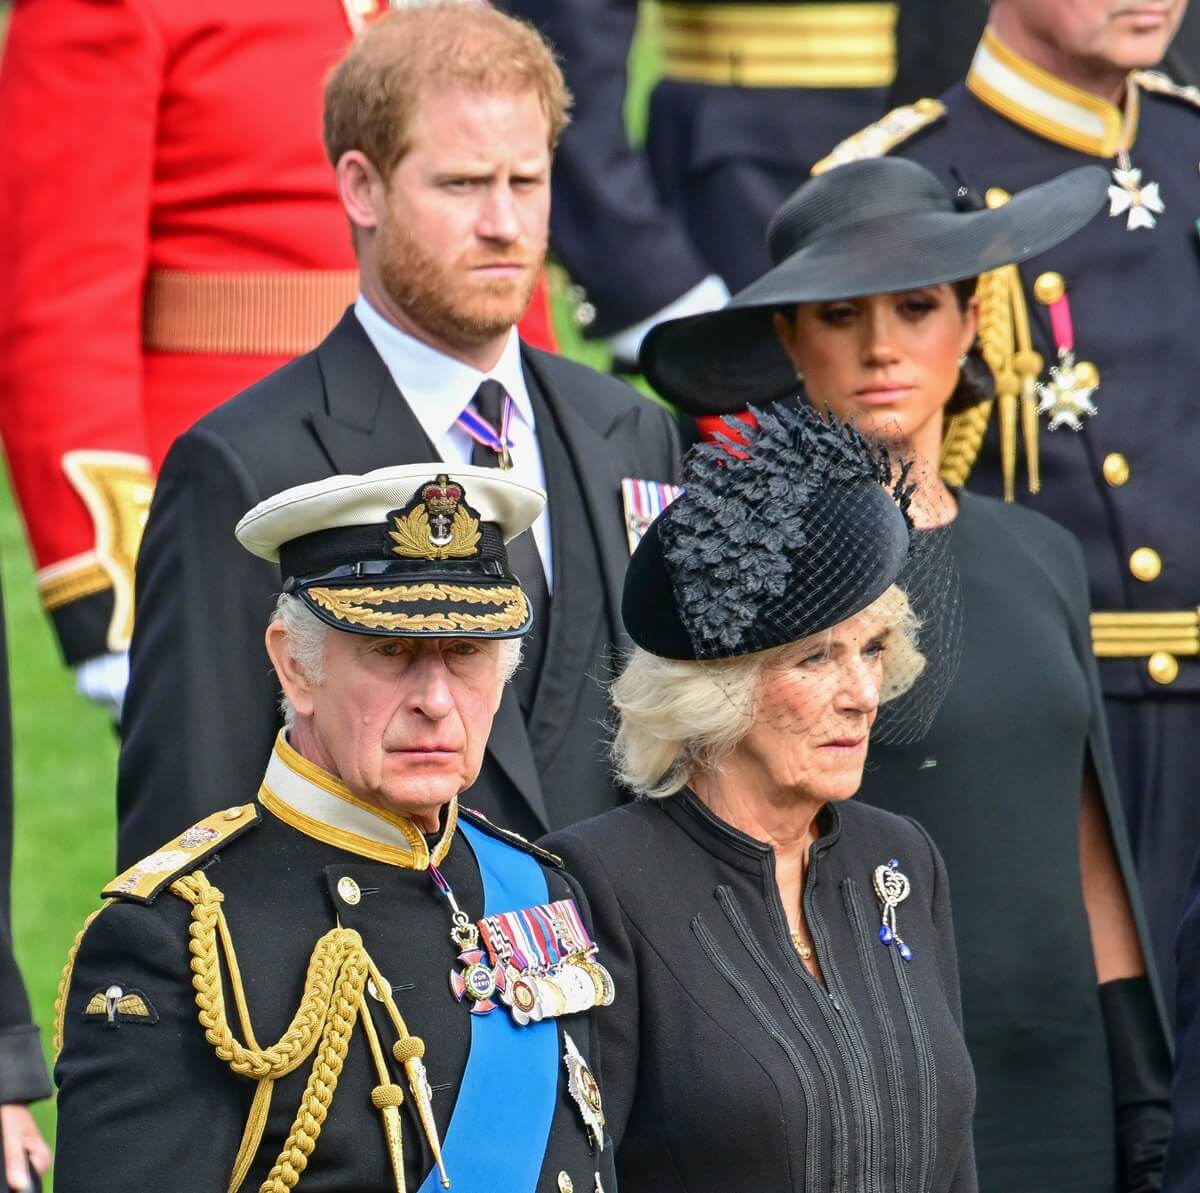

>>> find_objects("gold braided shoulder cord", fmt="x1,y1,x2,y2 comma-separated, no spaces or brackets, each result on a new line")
940,400,994,488
170,871,372,1193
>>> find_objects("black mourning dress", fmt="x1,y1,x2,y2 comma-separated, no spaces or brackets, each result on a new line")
859,490,1163,1193
544,792,977,1192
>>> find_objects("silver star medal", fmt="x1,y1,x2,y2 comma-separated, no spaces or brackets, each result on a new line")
1036,351,1099,431
563,1032,606,1151
1108,154,1164,230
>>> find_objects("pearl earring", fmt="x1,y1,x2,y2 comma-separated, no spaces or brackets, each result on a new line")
958,354,968,368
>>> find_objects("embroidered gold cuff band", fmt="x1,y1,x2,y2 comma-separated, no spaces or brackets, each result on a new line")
142,268,358,357
38,559,111,612
658,1,897,88
1090,610,1200,658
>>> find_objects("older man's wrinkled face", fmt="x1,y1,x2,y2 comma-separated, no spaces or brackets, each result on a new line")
996,0,1187,71
290,632,505,828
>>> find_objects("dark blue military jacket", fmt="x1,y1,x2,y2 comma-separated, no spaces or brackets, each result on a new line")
54,741,617,1193
818,28,1200,700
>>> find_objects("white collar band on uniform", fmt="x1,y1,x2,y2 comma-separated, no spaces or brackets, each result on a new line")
967,26,1135,157
257,731,456,869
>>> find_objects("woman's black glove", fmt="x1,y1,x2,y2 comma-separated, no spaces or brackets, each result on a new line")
1100,976,1172,1193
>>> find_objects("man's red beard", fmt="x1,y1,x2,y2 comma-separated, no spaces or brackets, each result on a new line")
377,217,543,350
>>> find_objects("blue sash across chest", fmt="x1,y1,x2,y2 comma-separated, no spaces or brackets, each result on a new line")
418,822,558,1191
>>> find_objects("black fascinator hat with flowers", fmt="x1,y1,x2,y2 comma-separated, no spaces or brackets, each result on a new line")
624,403,961,744
624,402,914,661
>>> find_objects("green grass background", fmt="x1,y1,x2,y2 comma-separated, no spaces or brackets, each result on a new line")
6,10,662,1187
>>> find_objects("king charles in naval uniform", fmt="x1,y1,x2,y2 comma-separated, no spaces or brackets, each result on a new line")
52,464,617,1193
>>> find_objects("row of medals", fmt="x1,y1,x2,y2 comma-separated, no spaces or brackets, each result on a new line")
458,948,616,1024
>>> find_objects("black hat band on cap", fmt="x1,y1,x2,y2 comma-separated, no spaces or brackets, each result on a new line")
279,521,510,589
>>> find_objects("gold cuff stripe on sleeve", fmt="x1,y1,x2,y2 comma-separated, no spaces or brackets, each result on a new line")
1090,609,1200,657
306,583,529,633
143,268,358,357
659,2,896,88
38,559,112,611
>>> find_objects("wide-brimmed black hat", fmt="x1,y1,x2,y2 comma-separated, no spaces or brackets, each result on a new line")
236,464,544,638
639,158,1109,414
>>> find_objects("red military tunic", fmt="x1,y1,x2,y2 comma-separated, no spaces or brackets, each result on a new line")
0,0,557,667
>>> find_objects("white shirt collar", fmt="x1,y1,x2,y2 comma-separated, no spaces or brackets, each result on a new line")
354,294,534,444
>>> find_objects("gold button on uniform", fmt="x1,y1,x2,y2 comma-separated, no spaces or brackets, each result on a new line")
1103,453,1130,487
1033,271,1066,305
1148,651,1180,685
337,876,361,905
223,805,246,821
558,1172,575,1193
985,186,1011,209
1129,547,1162,582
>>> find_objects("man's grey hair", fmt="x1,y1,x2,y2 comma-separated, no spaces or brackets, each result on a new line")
271,592,522,727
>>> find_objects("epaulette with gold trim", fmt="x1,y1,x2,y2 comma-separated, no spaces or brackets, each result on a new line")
102,804,261,905
811,98,947,176
460,806,562,868
1133,70,1200,111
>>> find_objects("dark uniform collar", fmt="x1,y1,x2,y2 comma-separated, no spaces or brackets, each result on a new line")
967,25,1139,157
258,731,456,868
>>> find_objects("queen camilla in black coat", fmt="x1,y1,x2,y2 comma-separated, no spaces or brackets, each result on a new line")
545,404,978,1192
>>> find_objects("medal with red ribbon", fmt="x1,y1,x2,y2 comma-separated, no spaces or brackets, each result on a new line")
1033,271,1100,432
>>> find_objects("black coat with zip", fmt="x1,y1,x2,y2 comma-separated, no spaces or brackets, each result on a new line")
542,791,978,1193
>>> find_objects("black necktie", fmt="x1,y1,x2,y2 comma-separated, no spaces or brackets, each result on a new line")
469,380,550,712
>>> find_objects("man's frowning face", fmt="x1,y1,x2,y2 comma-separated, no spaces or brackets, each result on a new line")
279,631,507,831
373,83,551,353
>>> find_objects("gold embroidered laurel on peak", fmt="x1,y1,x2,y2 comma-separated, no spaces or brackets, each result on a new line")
389,504,480,560
306,583,528,633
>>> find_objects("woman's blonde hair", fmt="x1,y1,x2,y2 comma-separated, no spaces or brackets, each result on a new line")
611,584,925,799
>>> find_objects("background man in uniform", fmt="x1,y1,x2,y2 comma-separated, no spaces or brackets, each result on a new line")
0,0,558,719
813,0,1200,1013
56,464,617,1192
0,581,52,1193
116,3,681,868
505,0,901,367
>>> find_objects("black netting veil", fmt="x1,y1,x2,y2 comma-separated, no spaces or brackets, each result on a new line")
622,403,962,748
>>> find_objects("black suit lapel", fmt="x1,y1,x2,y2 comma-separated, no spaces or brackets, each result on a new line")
520,348,630,644
301,310,549,829
306,309,438,473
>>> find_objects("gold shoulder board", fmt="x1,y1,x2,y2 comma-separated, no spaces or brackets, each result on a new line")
811,98,948,175
1133,70,1200,111
460,806,562,868
102,804,261,904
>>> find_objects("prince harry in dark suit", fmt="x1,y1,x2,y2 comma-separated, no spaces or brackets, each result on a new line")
117,3,680,866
